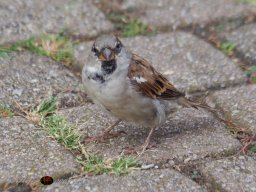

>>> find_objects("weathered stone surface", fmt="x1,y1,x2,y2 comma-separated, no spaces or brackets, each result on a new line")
117,0,256,29
0,52,86,108
0,0,113,44
41,169,206,192
0,117,80,184
209,85,256,134
59,103,241,163
200,156,256,192
75,32,246,93
224,23,256,65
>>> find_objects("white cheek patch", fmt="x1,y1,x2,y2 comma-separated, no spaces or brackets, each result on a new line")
132,76,147,83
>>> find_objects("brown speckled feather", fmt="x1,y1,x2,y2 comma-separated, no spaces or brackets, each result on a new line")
128,54,185,99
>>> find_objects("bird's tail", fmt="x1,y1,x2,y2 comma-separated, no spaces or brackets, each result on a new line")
177,97,218,114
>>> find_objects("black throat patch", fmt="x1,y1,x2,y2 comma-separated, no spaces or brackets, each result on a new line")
101,60,117,75
91,73,105,83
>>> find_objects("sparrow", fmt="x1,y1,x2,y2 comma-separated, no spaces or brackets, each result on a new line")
82,34,215,154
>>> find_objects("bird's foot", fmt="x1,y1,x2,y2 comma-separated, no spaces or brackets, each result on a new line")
84,131,126,143
123,142,156,156
137,142,157,156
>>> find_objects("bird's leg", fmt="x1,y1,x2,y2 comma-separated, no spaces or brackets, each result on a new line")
123,127,155,157
138,126,156,156
103,119,122,134
84,119,123,143
124,127,156,156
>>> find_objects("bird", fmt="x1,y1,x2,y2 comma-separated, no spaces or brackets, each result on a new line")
82,34,216,154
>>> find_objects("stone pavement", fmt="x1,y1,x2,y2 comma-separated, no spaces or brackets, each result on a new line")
0,0,256,191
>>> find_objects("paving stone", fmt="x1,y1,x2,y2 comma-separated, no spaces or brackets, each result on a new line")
116,0,256,29
0,52,86,109
224,23,256,65
59,103,241,164
0,117,80,184
75,32,246,93
209,85,256,134
0,0,113,44
200,155,256,192
41,169,206,192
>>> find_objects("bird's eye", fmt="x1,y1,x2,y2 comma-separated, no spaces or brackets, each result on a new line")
92,46,99,56
115,41,122,53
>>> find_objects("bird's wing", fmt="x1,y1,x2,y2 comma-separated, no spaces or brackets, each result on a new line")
128,54,184,99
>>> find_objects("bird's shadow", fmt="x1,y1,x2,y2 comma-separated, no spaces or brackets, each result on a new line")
119,107,217,143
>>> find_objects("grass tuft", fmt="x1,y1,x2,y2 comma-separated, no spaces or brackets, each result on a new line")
0,104,14,117
0,34,74,66
219,41,236,56
122,19,149,37
107,12,153,37
82,155,140,176
240,0,256,4
111,156,139,176
30,97,80,149
246,65,256,84
249,144,256,153
83,154,110,175
35,96,57,117
40,115,80,150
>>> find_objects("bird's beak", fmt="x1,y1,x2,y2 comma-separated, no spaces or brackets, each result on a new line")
98,48,115,61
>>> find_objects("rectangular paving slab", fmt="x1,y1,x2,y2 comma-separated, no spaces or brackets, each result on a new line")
41,169,207,192
0,117,80,185
0,0,113,44
224,23,256,65
117,0,256,29
209,85,256,134
58,104,241,164
200,156,256,192
0,52,86,109
75,32,246,93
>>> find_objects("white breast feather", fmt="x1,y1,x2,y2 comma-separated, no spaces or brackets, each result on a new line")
87,66,98,73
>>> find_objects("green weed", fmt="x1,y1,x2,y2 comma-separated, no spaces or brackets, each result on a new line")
249,144,256,153
40,115,80,150
35,96,57,117
107,12,152,37
123,19,149,37
82,155,140,176
27,96,80,150
220,41,236,55
0,104,14,117
111,156,139,176
107,12,128,31
191,170,201,180
240,0,256,4
83,154,110,175
0,34,74,66
246,65,256,83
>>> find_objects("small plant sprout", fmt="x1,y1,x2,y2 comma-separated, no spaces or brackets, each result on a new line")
249,144,256,153
220,41,236,56
246,65,256,84
0,104,14,117
123,19,149,37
